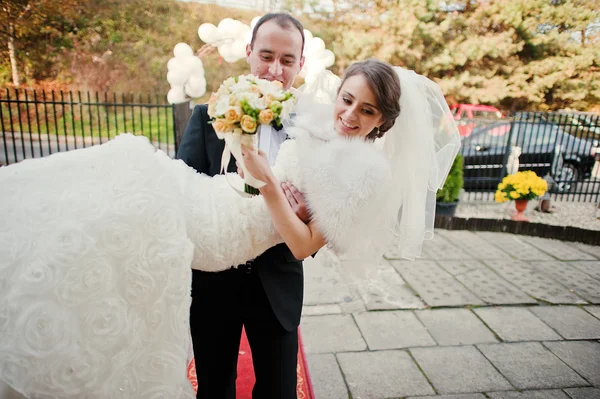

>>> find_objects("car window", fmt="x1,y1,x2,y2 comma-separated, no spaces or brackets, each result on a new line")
472,110,502,119
464,125,510,147
513,123,558,146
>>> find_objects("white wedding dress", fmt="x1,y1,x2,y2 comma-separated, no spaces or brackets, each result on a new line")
0,67,460,399
0,121,392,399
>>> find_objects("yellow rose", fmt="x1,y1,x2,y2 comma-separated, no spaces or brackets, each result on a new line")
225,106,243,123
509,191,520,199
258,109,275,125
240,115,257,133
212,118,233,133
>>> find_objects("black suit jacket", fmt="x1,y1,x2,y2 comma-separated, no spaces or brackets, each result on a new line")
177,104,304,332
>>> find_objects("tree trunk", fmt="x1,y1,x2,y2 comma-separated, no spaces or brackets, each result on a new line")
8,23,20,87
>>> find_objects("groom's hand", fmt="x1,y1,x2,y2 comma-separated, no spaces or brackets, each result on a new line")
282,182,311,224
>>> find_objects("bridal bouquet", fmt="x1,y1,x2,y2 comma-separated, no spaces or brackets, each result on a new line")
207,74,296,195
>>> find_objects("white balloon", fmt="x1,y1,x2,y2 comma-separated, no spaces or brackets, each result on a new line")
166,70,187,86
167,86,187,104
321,49,335,67
250,16,261,30
231,39,247,59
173,42,193,58
198,23,218,44
182,56,203,74
167,57,178,71
218,18,237,34
185,75,207,98
303,29,313,42
308,37,326,55
234,23,250,41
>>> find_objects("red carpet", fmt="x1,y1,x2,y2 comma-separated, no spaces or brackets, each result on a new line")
187,327,314,398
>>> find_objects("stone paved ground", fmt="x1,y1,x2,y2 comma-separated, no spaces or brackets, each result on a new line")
300,230,600,399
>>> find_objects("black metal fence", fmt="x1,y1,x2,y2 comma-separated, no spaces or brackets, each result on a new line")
2,89,599,204
459,111,600,203
0,88,177,166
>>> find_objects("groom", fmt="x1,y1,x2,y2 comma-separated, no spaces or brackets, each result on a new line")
177,13,307,399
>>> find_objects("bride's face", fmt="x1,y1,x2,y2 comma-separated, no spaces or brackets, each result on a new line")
334,74,383,138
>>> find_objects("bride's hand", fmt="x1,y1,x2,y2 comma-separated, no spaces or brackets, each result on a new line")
241,145,275,186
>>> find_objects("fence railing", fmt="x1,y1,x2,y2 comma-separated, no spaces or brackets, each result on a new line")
0,88,177,165
459,112,600,203
2,89,599,204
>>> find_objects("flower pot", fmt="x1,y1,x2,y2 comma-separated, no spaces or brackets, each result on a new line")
511,199,529,222
436,201,458,217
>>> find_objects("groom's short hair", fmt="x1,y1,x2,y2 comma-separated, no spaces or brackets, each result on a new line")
250,13,305,56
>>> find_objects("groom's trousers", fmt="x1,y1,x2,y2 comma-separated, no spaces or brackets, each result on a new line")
190,261,299,399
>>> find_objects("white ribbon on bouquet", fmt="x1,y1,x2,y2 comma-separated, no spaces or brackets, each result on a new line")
216,129,266,197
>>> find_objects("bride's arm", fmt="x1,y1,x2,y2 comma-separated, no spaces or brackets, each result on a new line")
241,146,326,260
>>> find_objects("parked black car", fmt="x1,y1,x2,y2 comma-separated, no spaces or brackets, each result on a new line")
460,120,596,192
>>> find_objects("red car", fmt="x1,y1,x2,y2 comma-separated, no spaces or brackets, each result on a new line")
450,104,504,137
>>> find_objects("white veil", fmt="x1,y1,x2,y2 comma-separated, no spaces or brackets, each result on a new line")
294,66,461,261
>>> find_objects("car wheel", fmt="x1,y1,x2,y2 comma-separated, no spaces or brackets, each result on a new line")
555,163,579,192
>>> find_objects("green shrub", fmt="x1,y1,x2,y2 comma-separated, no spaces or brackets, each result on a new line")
436,154,464,203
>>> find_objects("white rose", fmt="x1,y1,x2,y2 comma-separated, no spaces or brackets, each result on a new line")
81,298,132,351
214,94,231,115
256,79,284,98
59,256,114,304
241,92,266,110
15,301,71,356
281,98,295,121
223,77,236,88
116,262,165,307
230,79,252,94
48,352,100,396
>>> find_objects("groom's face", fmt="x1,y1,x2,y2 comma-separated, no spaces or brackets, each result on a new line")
246,20,305,90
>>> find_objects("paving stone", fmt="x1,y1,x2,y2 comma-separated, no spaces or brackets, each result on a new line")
485,260,586,304
570,261,600,281
487,390,570,398
354,311,436,350
479,232,556,261
478,342,589,389
474,307,562,342
391,260,484,307
436,230,514,259
440,260,537,305
529,307,600,340
408,395,486,399
520,236,597,261
584,306,600,320
410,346,513,394
416,233,474,260
544,341,600,386
573,243,600,260
416,309,498,345
300,314,366,354
339,298,367,314
355,260,425,310
303,254,353,305
529,261,600,303
305,354,348,399
302,304,342,316
337,350,435,398
564,387,600,399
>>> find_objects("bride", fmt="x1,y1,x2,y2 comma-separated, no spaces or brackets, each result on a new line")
0,60,459,398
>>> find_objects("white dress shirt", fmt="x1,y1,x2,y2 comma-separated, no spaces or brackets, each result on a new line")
257,124,287,165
